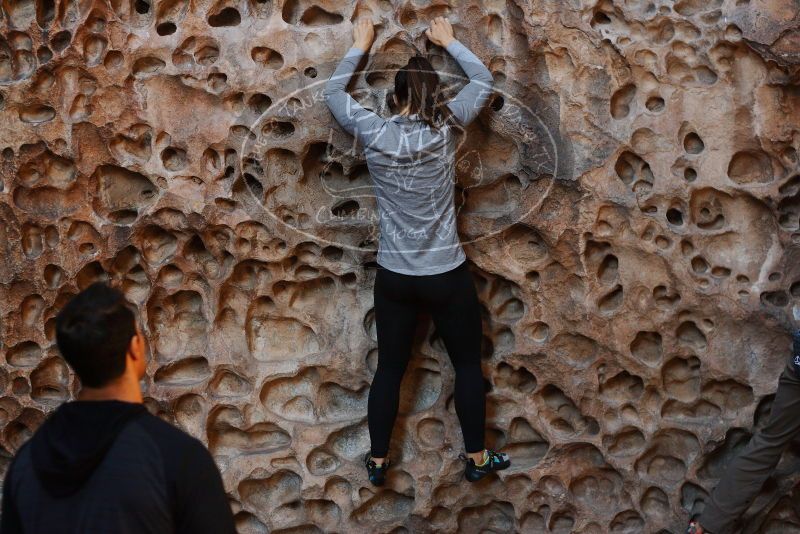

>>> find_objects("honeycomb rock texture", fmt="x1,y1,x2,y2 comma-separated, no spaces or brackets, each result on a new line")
1,0,800,532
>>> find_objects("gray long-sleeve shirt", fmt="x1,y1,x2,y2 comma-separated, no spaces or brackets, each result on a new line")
323,40,493,275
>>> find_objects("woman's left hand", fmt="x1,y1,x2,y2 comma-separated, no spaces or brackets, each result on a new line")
353,18,375,52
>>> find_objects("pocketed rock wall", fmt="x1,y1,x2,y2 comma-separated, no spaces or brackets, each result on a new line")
1,0,800,532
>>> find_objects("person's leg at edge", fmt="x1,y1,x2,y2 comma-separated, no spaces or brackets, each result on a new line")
368,266,419,465
427,262,487,463
696,359,800,533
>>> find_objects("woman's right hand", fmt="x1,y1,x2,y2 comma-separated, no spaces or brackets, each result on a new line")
425,16,455,48
353,18,375,52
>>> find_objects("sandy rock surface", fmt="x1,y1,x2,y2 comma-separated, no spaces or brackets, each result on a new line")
1,0,799,532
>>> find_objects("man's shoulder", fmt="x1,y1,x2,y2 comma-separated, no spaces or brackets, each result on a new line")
4,440,33,482
128,412,222,493
130,411,208,455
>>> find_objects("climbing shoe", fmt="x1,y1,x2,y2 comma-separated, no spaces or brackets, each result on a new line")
460,449,511,482
364,452,390,486
686,520,706,534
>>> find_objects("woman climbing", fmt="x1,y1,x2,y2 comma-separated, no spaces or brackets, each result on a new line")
323,16,510,485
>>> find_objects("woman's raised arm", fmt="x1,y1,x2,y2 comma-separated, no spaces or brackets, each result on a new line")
323,19,386,147
427,17,494,127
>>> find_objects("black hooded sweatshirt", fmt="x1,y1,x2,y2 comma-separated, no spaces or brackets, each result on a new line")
0,400,235,534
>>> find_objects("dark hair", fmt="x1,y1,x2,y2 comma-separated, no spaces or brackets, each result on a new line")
394,55,454,130
55,282,137,388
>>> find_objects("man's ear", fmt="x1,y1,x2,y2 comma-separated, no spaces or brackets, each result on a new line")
127,330,140,359
127,328,147,378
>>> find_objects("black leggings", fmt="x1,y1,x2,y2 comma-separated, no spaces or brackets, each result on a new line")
369,260,486,457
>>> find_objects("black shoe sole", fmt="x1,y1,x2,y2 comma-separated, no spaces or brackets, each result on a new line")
465,460,511,482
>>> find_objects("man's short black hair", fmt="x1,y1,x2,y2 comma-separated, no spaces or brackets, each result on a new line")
55,282,137,388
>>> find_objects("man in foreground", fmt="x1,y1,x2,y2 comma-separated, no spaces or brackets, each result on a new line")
1,282,236,533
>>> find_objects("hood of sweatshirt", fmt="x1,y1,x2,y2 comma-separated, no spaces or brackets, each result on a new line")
30,400,148,498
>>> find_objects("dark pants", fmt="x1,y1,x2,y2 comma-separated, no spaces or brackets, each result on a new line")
368,260,486,457
700,354,800,533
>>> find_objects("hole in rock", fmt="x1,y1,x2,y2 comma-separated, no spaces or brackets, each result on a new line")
19,105,56,124
790,281,800,297
683,132,704,154
243,174,264,200
779,175,800,196
598,285,623,313
528,322,549,343
12,377,30,395
727,150,773,184
332,200,359,217
491,95,504,111
154,356,211,385
208,7,241,27
248,93,271,114
51,31,72,52
301,5,343,25
283,0,343,26
645,96,664,112
132,56,166,75
694,66,717,85
494,362,546,393
157,22,177,35
262,120,294,137
36,0,56,28
614,151,652,187
161,147,187,171
610,84,636,119
37,46,53,63
251,47,283,68
8,341,43,367
104,50,124,68
666,208,683,225
598,254,618,283
630,331,662,365
711,266,731,278
593,11,611,24
761,290,789,307
677,321,707,350
195,45,219,65
691,256,708,274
